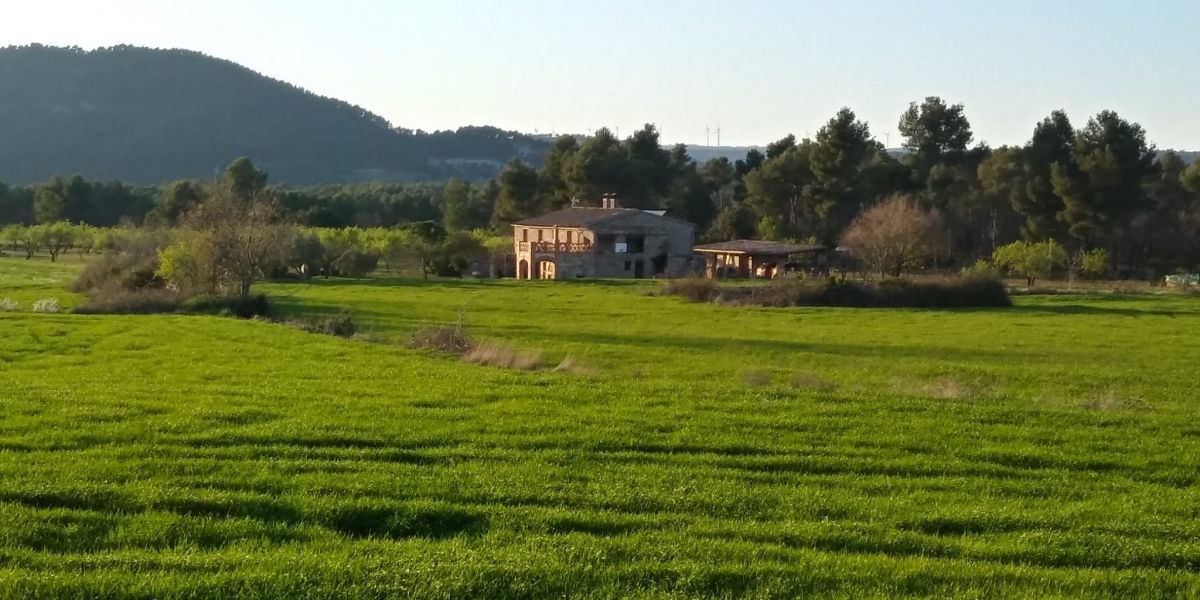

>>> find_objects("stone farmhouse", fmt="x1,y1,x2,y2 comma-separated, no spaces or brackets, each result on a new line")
513,195,696,280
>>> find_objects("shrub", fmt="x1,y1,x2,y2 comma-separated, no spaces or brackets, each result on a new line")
74,289,181,315
961,259,1000,279
70,245,164,295
283,232,326,278
181,294,272,319
32,298,60,314
1080,246,1104,278
282,311,356,338
660,278,719,303
869,277,1012,308
0,298,18,312
410,326,472,355
332,250,380,278
463,342,542,371
430,231,487,278
992,240,1066,286
695,276,1010,309
312,312,356,338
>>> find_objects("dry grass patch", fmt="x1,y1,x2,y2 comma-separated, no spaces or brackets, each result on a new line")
408,325,582,375
790,371,838,392
463,342,543,371
900,377,988,400
921,378,969,399
410,326,472,355
1082,392,1154,412
555,355,599,376
660,278,719,303
353,330,399,345
740,369,774,387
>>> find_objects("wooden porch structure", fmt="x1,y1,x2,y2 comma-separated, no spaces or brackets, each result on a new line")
695,240,825,279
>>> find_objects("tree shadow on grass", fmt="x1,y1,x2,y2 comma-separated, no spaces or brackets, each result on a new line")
272,277,495,291
545,516,649,537
1002,304,1184,317
0,488,136,512
324,504,488,540
158,496,301,524
270,276,652,291
529,330,1052,363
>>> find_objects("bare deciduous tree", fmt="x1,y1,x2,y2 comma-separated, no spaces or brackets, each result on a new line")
160,180,290,299
841,196,946,278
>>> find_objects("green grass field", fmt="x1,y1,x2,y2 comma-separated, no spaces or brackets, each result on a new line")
0,256,85,310
2,257,1200,598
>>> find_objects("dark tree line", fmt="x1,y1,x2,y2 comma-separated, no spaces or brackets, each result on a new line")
487,100,1200,275
4,97,1200,275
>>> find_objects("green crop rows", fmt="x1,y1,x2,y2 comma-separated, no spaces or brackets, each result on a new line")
1,257,1199,598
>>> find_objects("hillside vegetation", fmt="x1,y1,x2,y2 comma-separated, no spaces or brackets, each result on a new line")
2,257,1200,598
0,45,548,185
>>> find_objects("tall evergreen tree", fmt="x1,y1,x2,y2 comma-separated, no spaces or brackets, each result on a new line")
440,178,476,231
898,96,974,179
538,136,580,210
1053,111,1156,242
491,159,541,228
1015,111,1075,240
808,108,877,240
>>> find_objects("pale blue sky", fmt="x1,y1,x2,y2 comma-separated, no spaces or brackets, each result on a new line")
5,0,1198,149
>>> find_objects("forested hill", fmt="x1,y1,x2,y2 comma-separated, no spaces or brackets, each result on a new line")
0,45,550,185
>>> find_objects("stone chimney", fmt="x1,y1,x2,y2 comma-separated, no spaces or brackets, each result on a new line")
601,193,621,209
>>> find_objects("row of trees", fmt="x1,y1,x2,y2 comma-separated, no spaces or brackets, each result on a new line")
487,101,1200,275
3,99,1199,275
46,159,516,303
0,177,157,227
835,195,1112,283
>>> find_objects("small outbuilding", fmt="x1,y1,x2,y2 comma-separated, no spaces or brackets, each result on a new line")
694,240,826,279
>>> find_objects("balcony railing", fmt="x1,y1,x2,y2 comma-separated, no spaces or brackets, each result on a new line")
519,242,593,253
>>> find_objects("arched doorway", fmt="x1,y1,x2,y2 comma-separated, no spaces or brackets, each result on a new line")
518,259,530,280
538,260,557,280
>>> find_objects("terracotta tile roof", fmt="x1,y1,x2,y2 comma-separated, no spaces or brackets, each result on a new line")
694,240,826,255
513,208,636,227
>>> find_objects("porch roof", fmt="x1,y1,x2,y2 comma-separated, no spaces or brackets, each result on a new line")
694,240,825,257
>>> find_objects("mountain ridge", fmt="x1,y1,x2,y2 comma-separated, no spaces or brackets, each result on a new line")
0,45,550,185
